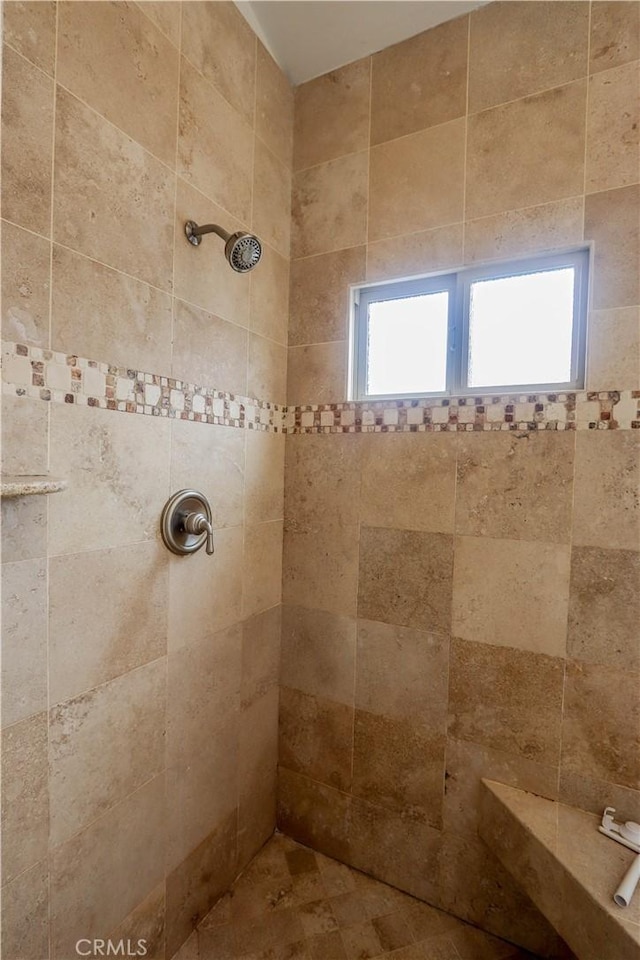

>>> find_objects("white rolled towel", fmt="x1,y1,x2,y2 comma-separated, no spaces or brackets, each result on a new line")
614,853,640,908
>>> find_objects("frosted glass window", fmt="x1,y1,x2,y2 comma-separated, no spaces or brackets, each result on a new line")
467,268,576,389
367,293,449,396
352,250,588,399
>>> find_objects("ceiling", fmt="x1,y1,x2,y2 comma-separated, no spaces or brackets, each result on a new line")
236,1,488,85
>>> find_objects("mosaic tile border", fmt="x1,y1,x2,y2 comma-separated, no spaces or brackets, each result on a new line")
283,391,640,434
2,340,639,434
1,340,285,432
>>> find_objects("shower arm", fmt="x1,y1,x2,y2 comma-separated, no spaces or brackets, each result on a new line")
187,223,231,242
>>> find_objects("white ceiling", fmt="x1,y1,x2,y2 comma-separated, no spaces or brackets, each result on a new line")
236,1,488,85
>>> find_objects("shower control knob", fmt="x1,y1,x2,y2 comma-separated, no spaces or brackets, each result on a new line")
183,511,215,556
161,490,215,557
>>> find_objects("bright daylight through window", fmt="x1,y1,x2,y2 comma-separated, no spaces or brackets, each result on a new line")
352,250,589,400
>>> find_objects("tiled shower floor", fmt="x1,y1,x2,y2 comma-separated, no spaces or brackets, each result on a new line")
176,833,539,960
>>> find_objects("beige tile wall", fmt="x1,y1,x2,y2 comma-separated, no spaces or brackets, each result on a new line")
280,3,640,957
0,2,292,958
287,0,640,399
280,429,640,956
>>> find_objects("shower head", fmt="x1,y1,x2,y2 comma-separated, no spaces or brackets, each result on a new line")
225,232,262,273
185,221,262,273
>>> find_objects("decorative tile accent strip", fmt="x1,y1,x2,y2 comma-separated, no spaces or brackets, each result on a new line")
3,341,639,434
282,392,640,434
2,341,285,432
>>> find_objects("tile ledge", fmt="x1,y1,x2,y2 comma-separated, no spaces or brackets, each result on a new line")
480,778,640,960
1,475,68,498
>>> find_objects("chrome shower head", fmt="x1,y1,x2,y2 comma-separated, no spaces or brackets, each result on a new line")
185,221,262,273
224,232,262,273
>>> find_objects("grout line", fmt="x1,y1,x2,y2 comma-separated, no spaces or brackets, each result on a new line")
46,5,60,954
165,0,183,893
179,39,256,134
249,33,258,232
467,71,591,120
245,33,259,436
49,653,167,717
254,122,294,176
0,855,49,894
46,78,56,351
133,0,180,49
288,338,347,350
54,77,177,176
557,425,580,802
349,438,365,793
290,238,371,265
0,217,55,246
581,2,593,240
463,193,588,230
364,55,373,260
170,173,251,245
443,433,462,836
169,4,183,379
461,14,471,261
557,653,569,809
2,38,54,82
46,535,178,565
47,768,165,857
292,144,371,179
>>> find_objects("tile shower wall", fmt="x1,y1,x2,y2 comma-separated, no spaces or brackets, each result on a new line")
279,2,640,956
288,1,640,400
1,3,292,958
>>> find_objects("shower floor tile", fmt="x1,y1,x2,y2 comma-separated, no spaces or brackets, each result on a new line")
174,832,541,960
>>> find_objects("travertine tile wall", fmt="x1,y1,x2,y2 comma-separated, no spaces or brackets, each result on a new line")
287,0,640,400
1,3,292,958
279,2,640,956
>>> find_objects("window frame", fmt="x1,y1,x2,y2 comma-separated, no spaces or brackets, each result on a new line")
350,248,590,401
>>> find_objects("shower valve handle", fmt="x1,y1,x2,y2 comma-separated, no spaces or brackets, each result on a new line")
160,490,215,557
183,512,215,555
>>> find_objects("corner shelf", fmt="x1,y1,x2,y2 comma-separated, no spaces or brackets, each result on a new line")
1,475,68,499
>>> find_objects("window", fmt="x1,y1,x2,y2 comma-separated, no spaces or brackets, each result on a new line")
351,250,589,399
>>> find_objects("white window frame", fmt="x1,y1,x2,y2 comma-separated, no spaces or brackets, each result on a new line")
350,249,590,401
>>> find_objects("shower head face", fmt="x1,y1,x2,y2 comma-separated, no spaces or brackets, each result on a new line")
225,232,262,273
184,221,262,272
